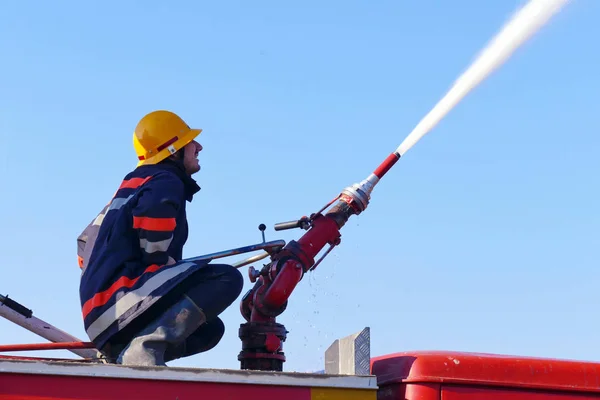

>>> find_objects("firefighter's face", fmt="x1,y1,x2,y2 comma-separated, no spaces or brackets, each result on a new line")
182,140,203,175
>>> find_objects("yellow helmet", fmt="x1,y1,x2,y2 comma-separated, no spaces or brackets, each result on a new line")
133,110,202,166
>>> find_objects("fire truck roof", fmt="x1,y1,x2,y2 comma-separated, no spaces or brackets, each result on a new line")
371,350,600,393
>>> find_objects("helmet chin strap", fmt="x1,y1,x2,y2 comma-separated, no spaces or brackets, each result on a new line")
171,149,192,175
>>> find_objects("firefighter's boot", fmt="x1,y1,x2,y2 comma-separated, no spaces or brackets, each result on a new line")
117,295,206,366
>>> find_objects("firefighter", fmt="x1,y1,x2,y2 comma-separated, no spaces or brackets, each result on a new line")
76,110,244,366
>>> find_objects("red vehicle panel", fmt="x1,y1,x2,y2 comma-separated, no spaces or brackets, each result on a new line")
443,386,600,400
371,351,600,399
0,358,378,400
0,373,311,400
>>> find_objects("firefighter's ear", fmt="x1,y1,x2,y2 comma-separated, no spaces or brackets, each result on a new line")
167,150,184,161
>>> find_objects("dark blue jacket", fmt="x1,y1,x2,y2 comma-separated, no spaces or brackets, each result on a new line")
77,160,203,349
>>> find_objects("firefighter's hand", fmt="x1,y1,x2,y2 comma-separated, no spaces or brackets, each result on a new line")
167,256,177,265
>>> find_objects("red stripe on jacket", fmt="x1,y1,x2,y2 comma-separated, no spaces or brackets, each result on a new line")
118,176,152,190
133,216,177,231
81,263,164,319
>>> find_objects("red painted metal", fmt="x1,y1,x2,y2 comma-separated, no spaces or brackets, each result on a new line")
264,333,281,353
371,351,600,394
260,215,340,310
0,373,311,400
443,386,600,400
259,258,305,312
377,383,441,400
373,152,400,179
295,215,341,260
0,342,95,352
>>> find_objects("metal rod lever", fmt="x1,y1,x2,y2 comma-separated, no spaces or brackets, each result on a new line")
232,252,271,268
183,240,285,264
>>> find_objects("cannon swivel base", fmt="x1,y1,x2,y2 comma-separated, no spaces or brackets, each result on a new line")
238,322,288,371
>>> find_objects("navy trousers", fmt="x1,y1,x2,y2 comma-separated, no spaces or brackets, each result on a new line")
102,263,243,364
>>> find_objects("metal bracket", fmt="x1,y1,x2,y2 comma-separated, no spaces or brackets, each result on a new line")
309,240,340,272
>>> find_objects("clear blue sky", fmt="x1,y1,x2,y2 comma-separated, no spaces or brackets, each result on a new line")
1,1,598,373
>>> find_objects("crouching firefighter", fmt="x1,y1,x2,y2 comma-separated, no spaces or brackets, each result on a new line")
76,110,243,366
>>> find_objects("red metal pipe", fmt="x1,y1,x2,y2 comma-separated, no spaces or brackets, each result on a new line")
0,341,96,352
373,152,400,179
296,215,341,259
260,215,341,310
258,259,304,313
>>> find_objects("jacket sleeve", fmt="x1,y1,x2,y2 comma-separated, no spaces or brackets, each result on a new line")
131,172,184,267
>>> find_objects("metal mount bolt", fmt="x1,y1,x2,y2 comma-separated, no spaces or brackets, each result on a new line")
248,266,261,283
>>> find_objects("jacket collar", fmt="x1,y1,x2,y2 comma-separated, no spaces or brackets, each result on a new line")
145,158,201,202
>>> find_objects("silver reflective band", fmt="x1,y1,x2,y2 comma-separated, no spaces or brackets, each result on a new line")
86,262,197,341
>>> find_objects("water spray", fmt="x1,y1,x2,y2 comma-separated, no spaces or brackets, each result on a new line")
363,0,570,197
